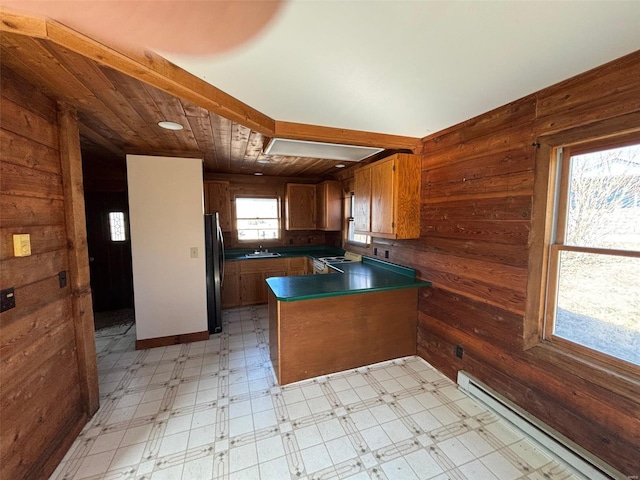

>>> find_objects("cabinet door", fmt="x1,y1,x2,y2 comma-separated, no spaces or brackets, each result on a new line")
287,257,307,276
221,269,240,308
316,181,342,231
371,159,395,235
240,271,265,305
316,183,327,230
354,168,371,233
286,184,316,230
204,181,232,232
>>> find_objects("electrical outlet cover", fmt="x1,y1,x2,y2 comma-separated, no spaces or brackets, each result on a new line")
1,288,16,312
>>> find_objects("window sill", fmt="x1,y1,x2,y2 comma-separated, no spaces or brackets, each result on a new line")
236,239,281,245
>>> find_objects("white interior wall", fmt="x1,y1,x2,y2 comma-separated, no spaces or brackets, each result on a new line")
126,155,207,340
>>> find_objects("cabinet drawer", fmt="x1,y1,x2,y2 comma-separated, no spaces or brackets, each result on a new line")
240,258,287,273
287,257,306,270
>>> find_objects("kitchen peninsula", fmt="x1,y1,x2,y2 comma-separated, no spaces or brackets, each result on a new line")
265,256,430,385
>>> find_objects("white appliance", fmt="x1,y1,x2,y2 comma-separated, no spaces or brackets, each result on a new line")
313,252,362,274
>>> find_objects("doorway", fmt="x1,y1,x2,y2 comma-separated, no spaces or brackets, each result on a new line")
84,190,135,330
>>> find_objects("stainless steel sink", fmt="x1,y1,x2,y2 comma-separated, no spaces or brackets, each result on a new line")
244,252,281,258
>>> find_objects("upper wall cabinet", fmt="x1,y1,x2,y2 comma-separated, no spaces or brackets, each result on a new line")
354,153,421,239
204,180,232,232
286,183,316,230
316,180,343,231
354,166,372,233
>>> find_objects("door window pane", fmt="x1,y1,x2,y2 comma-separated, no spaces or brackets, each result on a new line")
108,211,126,242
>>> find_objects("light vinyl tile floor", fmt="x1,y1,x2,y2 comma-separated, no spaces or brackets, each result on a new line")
51,306,584,480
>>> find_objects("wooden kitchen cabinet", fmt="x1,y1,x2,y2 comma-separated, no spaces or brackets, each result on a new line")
286,256,308,276
370,159,395,235
240,271,265,305
239,258,288,305
221,261,240,308
286,183,316,230
204,180,232,232
225,257,311,306
354,153,421,239
354,167,372,233
316,180,343,231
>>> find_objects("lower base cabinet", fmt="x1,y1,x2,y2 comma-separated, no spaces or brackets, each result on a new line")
239,271,265,305
221,261,240,308
222,257,310,308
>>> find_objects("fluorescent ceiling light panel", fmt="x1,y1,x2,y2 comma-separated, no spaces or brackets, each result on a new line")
264,138,383,162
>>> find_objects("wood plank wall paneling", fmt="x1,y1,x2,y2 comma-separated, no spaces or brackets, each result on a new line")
0,68,90,480
374,50,640,475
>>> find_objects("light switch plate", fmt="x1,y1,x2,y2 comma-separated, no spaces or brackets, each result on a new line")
190,247,198,258
13,234,31,257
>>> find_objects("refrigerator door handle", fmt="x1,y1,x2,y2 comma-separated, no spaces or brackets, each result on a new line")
217,221,225,287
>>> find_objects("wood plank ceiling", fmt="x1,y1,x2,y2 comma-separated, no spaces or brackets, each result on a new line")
0,31,396,178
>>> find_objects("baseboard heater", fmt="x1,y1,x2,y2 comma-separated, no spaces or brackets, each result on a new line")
456,371,625,480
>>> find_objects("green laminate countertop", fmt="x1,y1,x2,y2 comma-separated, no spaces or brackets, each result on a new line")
265,256,431,302
224,246,344,261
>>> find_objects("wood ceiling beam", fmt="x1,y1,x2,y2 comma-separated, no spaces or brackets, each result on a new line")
0,10,275,135
0,10,422,153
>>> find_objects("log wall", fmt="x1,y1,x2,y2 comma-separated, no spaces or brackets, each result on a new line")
0,68,96,479
372,50,640,475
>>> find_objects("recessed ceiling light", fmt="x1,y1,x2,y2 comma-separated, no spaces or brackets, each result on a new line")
335,164,346,168
254,172,263,176
157,121,184,131
257,159,270,164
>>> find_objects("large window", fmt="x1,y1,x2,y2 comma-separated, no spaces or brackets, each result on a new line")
235,197,280,241
542,137,640,367
346,192,370,245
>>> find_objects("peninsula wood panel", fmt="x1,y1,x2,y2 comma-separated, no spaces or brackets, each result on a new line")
393,50,640,475
271,288,418,385
0,69,91,480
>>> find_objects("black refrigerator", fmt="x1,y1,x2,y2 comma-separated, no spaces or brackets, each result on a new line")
204,213,224,334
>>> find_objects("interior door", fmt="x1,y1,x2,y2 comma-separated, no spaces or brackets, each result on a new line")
84,191,134,311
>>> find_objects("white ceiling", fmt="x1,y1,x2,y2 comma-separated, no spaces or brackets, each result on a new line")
162,1,640,138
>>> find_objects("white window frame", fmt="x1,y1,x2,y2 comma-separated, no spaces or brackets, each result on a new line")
234,196,281,243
